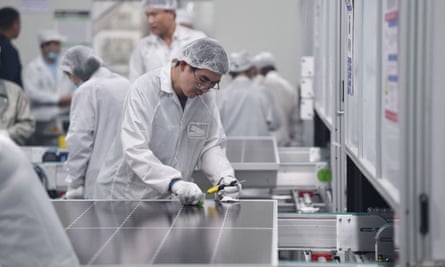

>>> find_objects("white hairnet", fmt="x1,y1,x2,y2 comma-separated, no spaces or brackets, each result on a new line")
253,51,276,69
141,0,177,10
60,45,102,81
38,29,66,45
229,51,252,73
175,37,229,74
176,9,194,26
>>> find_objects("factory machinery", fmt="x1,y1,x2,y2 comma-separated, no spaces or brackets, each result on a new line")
21,146,69,198
22,136,394,265
194,137,395,265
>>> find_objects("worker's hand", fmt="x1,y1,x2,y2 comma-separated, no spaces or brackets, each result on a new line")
216,176,241,201
58,94,72,106
171,180,203,205
64,185,84,199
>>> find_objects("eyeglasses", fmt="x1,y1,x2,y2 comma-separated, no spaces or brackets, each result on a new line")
192,70,220,90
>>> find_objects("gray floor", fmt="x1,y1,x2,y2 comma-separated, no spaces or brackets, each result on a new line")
52,200,277,266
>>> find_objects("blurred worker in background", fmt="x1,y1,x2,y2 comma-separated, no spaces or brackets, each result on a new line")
95,38,241,205
254,51,300,146
251,54,265,85
23,29,75,145
217,51,281,137
176,8,195,29
24,30,74,107
0,135,80,267
128,0,205,81
0,7,22,87
0,78,35,145
61,46,130,199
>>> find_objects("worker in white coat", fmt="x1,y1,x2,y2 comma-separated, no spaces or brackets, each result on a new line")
176,8,195,29
217,51,281,137
95,38,241,205
23,29,74,145
128,0,205,81
24,29,73,107
0,134,80,267
254,51,299,146
61,46,130,199
0,78,35,145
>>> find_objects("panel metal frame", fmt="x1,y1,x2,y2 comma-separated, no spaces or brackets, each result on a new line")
226,136,280,170
402,0,445,265
333,0,346,212
398,0,417,266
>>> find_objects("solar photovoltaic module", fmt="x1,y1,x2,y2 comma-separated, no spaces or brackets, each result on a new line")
52,199,278,266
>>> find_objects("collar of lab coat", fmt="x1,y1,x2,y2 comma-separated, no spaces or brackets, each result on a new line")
159,65,174,95
148,24,190,45
172,24,191,41
89,66,108,79
233,75,251,83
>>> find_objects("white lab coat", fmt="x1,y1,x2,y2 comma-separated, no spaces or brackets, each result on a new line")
0,135,80,267
95,66,234,200
23,55,74,106
65,67,130,198
259,71,299,146
0,79,35,145
128,24,205,81
217,75,281,137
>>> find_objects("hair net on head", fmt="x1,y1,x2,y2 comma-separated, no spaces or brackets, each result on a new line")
60,45,102,81
176,9,194,26
175,37,229,74
38,29,66,45
229,51,252,73
253,51,276,69
141,0,177,10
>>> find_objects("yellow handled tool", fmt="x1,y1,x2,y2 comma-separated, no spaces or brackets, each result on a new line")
207,179,242,195
207,185,221,194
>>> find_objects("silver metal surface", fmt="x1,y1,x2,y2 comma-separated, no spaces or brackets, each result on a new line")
194,137,280,189
226,137,280,170
278,147,322,163
38,163,68,190
277,147,328,189
225,137,279,188
336,214,389,253
278,214,337,249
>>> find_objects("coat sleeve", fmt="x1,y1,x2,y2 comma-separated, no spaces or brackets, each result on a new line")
261,87,282,131
128,44,145,82
7,90,35,145
198,103,234,185
64,86,96,187
120,86,181,193
289,86,300,137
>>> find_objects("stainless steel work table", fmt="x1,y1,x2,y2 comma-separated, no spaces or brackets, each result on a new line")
52,200,278,266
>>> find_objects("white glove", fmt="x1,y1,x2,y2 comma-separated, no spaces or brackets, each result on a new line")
171,180,203,205
65,185,84,199
216,176,241,201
